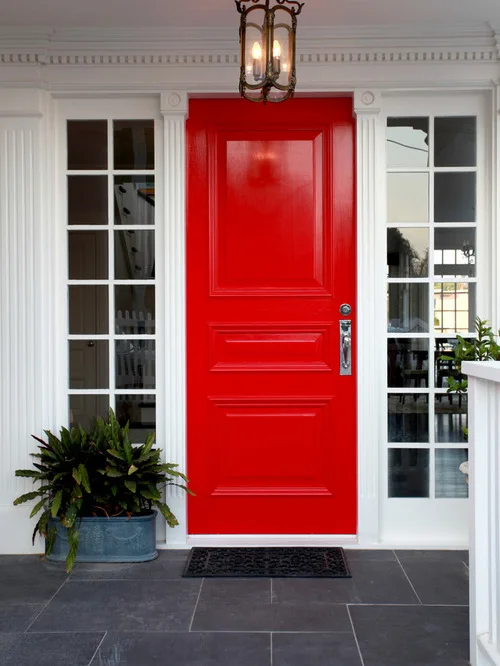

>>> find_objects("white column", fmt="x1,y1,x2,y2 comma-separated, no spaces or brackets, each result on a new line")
353,90,386,545
159,91,189,547
0,89,59,552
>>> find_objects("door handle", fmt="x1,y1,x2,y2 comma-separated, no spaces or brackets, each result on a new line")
340,320,352,376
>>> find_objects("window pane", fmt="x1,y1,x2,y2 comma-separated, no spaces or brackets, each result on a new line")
435,394,468,443
387,339,429,389
114,120,154,170
435,338,470,388
434,228,476,278
433,282,476,333
387,284,429,333
114,176,155,225
115,339,155,389
116,394,156,443
115,285,155,334
67,120,107,170
387,227,428,277
69,395,109,430
68,231,108,280
69,341,109,389
387,173,429,223
68,176,108,226
114,230,155,280
388,394,429,443
387,117,429,168
434,172,476,222
434,117,476,167
69,286,108,335
435,449,469,498
388,448,429,498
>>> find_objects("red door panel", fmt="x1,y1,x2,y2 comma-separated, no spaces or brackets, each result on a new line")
187,98,356,535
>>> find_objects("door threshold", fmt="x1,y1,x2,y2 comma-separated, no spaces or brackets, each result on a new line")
185,534,358,547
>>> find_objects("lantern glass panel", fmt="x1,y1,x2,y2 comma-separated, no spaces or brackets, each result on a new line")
244,11,266,85
273,11,293,88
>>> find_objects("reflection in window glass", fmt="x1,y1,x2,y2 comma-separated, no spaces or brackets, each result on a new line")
388,394,429,443
434,282,476,333
114,177,155,225
68,231,108,280
435,394,468,443
115,285,155,334
434,172,476,223
115,230,155,280
387,284,429,333
434,228,476,278
387,173,429,223
69,341,109,389
68,176,108,226
434,117,476,167
387,228,428,278
435,338,471,388
435,449,469,498
69,395,109,431
69,286,108,335
387,118,429,168
67,120,107,170
116,394,156,443
388,448,430,498
387,339,429,389
114,120,154,170
115,339,155,389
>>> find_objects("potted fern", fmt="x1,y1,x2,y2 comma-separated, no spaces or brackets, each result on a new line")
13,410,190,571
441,316,500,483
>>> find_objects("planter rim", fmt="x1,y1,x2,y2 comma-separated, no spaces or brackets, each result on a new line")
52,509,157,523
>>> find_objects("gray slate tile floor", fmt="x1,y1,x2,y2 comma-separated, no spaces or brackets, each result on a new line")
0,549,469,666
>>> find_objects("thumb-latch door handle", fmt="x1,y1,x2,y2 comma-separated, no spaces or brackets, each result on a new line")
340,320,352,376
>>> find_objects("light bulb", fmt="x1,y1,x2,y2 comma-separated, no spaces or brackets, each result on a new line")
252,41,262,60
273,40,281,58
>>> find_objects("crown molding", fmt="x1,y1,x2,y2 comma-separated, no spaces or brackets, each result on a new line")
0,25,498,67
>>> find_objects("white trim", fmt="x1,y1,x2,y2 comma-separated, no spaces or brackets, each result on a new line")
185,535,359,548
354,89,386,545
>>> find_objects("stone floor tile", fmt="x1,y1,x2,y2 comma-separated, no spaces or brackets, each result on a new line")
0,631,104,666
0,555,68,604
0,603,44,631
95,631,270,666
349,604,469,666
272,632,362,666
396,551,469,605
272,559,419,605
28,579,201,632
71,550,190,580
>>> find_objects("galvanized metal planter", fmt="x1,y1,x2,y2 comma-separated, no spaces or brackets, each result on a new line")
47,510,158,563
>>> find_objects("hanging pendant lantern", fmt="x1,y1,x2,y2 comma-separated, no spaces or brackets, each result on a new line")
235,0,304,103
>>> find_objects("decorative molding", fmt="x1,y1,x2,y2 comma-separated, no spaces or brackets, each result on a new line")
160,91,188,116
353,88,385,545
354,89,382,115
0,25,499,67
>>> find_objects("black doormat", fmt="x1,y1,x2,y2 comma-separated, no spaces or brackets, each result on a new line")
182,547,351,578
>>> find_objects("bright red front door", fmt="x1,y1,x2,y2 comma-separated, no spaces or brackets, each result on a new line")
186,98,356,534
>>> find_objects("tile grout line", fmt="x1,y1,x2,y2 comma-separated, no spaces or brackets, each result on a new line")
23,575,70,633
87,630,108,666
270,632,273,666
393,551,423,605
188,578,204,632
346,605,365,666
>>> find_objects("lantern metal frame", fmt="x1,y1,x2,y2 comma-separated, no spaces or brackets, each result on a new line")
235,0,304,103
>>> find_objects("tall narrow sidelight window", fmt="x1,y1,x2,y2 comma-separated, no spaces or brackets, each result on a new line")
67,119,156,441
386,115,476,500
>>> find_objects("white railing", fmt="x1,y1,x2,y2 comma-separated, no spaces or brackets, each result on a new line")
115,310,155,389
463,361,500,666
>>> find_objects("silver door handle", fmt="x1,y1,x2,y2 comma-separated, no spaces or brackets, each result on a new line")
340,320,352,376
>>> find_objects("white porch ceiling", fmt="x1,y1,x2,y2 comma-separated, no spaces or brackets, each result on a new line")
2,0,500,29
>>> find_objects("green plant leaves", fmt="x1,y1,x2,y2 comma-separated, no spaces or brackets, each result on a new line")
13,408,192,572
